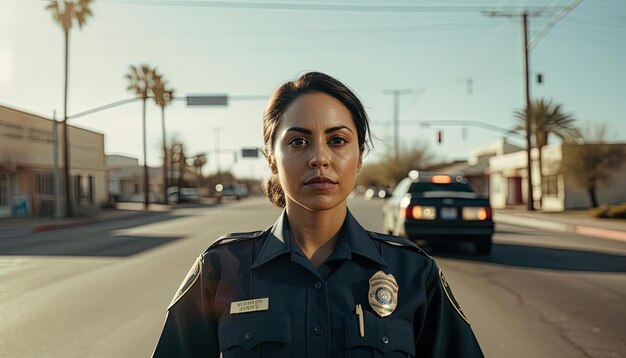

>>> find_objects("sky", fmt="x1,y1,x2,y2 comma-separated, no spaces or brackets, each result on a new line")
1,0,625,179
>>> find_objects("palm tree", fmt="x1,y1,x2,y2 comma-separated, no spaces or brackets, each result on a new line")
125,64,161,209
152,77,175,204
46,0,93,217
513,98,581,206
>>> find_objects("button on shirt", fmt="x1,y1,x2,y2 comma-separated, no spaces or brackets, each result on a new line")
153,210,484,357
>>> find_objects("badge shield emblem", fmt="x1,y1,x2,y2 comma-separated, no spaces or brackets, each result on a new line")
368,271,398,317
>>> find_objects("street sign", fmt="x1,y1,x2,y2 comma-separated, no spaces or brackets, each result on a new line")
186,95,228,106
241,148,259,158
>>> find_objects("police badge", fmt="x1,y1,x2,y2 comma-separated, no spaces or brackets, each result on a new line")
368,271,398,317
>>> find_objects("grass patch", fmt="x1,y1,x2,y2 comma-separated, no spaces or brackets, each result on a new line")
589,203,626,219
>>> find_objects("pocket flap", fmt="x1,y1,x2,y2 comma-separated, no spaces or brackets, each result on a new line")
345,310,415,355
218,315,291,351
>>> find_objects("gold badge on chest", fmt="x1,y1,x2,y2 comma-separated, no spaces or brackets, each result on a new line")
368,271,398,317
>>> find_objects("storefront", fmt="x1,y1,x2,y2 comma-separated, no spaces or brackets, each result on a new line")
0,105,107,217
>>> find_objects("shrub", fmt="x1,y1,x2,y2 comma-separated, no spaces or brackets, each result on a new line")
589,203,626,219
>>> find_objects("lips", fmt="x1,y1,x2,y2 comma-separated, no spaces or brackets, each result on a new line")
304,176,338,190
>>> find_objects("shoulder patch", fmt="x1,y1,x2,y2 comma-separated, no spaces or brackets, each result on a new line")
208,230,266,249
439,268,470,325
367,231,432,260
168,255,202,310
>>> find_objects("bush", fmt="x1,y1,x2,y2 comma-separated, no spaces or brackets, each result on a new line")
589,203,626,219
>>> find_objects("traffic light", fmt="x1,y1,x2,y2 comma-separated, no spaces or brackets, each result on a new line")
437,130,443,144
537,73,543,84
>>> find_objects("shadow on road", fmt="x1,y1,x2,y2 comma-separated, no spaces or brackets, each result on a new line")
0,212,188,257
433,243,626,273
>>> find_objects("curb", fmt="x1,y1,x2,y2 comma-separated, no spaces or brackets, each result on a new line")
495,212,626,243
30,211,158,234
495,213,572,233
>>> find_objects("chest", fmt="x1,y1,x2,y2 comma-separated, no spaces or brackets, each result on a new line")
213,257,427,357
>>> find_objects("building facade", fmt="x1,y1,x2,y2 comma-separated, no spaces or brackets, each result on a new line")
489,142,626,211
0,105,107,217
106,154,163,203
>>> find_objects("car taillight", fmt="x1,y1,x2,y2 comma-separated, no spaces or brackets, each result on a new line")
462,207,492,220
404,205,436,220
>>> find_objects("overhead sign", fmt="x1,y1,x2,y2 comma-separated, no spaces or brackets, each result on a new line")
186,95,228,106
241,148,259,158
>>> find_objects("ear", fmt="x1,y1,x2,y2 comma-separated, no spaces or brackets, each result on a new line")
268,155,278,174
356,155,363,174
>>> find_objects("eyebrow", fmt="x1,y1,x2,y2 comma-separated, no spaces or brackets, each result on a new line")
285,126,354,134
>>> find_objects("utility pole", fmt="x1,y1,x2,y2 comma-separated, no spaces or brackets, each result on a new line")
214,127,222,173
383,89,413,159
485,9,545,211
522,12,534,211
52,111,62,218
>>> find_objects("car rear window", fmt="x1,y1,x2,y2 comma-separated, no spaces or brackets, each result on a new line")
409,182,475,196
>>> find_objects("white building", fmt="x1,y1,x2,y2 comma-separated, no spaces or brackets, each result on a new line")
489,142,626,211
0,105,107,217
106,155,163,203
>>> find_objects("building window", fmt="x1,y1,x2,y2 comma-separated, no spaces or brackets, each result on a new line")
35,172,54,195
543,175,558,197
75,175,94,206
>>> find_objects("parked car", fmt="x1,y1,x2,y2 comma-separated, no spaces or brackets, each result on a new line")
167,187,201,203
382,171,494,255
215,183,248,200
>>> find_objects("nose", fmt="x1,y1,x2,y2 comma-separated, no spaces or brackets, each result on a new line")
308,144,331,169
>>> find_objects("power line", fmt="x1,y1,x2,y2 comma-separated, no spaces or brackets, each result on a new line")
529,0,583,49
101,1,556,13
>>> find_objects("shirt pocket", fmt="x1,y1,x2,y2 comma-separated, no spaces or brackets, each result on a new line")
218,314,291,358
345,310,415,358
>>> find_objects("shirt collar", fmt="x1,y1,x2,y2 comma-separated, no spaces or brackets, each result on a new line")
251,209,388,270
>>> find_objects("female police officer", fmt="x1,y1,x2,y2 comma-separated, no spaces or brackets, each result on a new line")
153,72,483,357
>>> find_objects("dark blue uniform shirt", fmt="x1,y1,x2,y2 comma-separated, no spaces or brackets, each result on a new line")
153,210,483,357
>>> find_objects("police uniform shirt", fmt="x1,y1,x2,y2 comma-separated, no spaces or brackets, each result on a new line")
153,210,484,357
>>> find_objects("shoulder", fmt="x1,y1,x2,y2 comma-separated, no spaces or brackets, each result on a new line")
204,229,269,253
366,230,433,261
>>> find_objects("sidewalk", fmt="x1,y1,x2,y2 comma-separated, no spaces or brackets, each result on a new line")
0,203,171,239
494,208,626,243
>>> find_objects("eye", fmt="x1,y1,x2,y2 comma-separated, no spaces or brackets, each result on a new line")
288,137,308,147
329,136,348,146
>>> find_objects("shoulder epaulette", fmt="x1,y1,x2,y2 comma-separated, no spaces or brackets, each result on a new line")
207,230,267,250
366,230,433,260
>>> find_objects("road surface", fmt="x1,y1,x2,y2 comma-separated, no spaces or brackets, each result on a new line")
1,197,624,357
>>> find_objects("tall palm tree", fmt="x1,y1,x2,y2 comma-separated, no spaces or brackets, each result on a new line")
46,0,94,217
152,77,175,204
513,98,581,206
125,64,161,209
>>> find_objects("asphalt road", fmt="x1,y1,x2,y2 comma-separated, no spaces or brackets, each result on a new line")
1,197,624,358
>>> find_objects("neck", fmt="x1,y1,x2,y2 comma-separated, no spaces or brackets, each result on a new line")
286,203,347,268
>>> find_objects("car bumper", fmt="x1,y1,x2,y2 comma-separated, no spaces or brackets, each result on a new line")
405,221,494,239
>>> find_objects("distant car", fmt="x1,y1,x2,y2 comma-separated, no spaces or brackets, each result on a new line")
382,171,494,255
167,187,201,203
216,183,248,200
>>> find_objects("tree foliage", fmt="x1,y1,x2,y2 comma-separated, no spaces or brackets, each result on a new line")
125,64,162,99
357,143,437,187
46,0,93,33
560,123,625,208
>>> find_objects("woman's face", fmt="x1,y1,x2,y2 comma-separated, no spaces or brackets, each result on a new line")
270,92,362,212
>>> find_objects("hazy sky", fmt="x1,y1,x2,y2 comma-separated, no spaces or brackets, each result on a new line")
1,0,624,178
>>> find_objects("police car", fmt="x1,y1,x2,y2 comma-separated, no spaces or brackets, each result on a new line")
382,170,494,255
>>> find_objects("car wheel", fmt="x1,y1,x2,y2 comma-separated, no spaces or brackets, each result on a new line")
475,236,492,255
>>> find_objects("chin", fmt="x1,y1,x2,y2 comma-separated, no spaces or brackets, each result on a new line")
289,195,347,212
